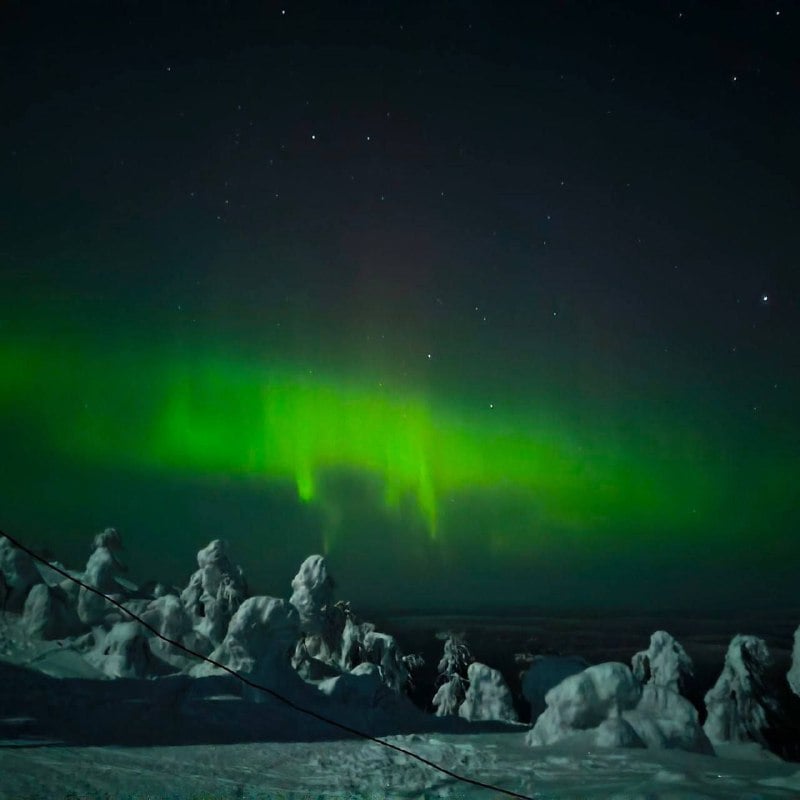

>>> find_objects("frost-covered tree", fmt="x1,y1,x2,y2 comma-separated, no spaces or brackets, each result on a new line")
632,630,694,694
432,632,472,716
0,534,43,612
704,634,778,747
788,624,800,698
77,528,128,625
179,539,247,650
287,555,422,693
459,662,518,722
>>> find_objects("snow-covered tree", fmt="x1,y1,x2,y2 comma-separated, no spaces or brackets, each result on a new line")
704,634,778,747
432,632,472,716
632,630,693,694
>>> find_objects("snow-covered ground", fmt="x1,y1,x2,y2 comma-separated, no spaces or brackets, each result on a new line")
2,532,800,799
3,725,800,799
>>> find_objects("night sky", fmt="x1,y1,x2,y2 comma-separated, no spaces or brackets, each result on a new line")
1,1,798,612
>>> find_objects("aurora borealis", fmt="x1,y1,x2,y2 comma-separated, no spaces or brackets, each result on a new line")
1,2,798,611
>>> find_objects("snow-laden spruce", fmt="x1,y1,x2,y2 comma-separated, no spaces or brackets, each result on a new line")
632,630,693,693
704,634,778,747
77,528,128,625
458,662,518,722
789,624,800,698
0,533,43,611
432,632,472,716
179,538,247,650
288,554,420,693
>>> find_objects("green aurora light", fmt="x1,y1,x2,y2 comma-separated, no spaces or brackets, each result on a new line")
3,328,780,561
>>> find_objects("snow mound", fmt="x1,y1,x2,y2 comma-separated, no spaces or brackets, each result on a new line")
526,662,641,746
631,630,693,693
458,662,518,722
789,624,800,698
704,634,778,747
521,654,588,723
189,595,305,700
624,684,713,754
179,539,247,649
86,620,171,678
0,535,43,611
22,582,84,640
140,593,204,669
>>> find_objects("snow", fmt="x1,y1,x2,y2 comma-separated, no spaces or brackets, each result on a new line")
77,527,129,626
703,634,777,747
632,630,694,693
22,582,84,640
0,534,43,611
189,595,307,702
526,662,641,746
458,661,518,722
789,624,800,698
1,531,799,799
521,654,589,723
624,684,713,754
179,538,247,650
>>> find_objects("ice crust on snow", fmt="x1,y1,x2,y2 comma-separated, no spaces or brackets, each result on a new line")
704,633,778,747
458,661,518,722
631,630,693,693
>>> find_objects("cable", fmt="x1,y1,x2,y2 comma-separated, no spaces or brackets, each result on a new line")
0,528,535,800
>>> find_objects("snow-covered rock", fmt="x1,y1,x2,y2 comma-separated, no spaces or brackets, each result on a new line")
0,535,43,611
22,583,84,640
179,539,247,648
624,684,713,754
788,625,800,698
458,662,518,722
704,634,778,747
190,595,304,701
632,630,693,693
526,662,641,746
77,528,128,625
521,655,589,723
